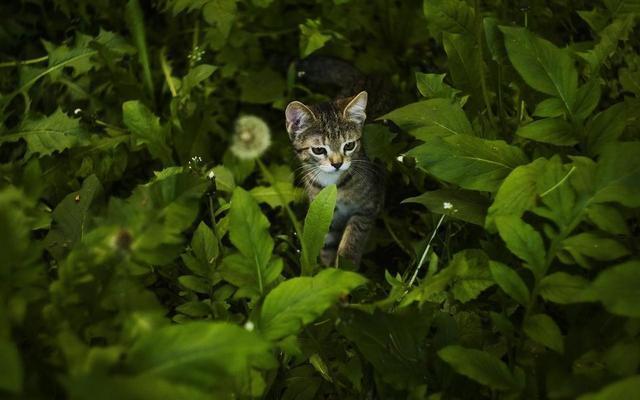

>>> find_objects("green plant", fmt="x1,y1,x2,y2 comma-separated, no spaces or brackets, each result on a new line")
0,0,638,399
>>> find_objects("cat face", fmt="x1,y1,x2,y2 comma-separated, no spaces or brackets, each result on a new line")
285,91,367,182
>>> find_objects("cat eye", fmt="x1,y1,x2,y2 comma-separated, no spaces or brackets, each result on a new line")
343,141,356,152
311,147,327,155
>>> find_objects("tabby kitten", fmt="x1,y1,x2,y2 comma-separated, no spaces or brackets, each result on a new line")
285,91,384,266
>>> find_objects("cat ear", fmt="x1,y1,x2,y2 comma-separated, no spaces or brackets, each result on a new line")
285,101,316,138
342,91,368,125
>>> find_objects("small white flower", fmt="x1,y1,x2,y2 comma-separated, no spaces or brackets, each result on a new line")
396,155,405,163
73,108,82,115
443,202,453,210
207,170,215,180
244,321,255,331
230,115,271,160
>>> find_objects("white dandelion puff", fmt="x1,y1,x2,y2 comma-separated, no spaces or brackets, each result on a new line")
230,115,271,160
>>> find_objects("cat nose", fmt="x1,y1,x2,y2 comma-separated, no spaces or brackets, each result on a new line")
331,161,343,170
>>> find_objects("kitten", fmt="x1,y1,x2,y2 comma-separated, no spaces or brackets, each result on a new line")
285,91,384,266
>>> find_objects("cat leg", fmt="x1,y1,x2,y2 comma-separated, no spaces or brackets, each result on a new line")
338,214,374,266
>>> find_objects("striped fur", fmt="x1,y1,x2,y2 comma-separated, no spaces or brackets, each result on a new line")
285,91,384,266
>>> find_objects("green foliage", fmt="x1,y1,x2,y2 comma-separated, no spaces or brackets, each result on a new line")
300,184,337,273
0,0,639,398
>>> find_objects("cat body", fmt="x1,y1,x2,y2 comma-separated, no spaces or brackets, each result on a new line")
285,91,384,266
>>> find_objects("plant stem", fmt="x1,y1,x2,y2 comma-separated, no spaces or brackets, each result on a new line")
475,0,497,130
407,214,446,288
0,55,48,68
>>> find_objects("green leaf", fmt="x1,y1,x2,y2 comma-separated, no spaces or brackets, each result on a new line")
44,175,102,258
238,68,285,104
403,189,489,226
620,67,640,96
516,118,577,146
111,167,209,265
486,158,548,229
301,185,337,274
122,100,173,164
586,204,628,235
573,79,602,119
592,142,640,207
124,321,275,397
539,272,589,304
415,72,461,100
563,232,629,264
250,182,304,208
202,0,237,48
489,261,530,306
0,339,22,393
380,98,473,139
523,314,564,353
578,15,636,72
588,260,640,317
299,19,332,58
449,249,494,303
221,254,282,298
0,109,88,158
423,0,475,35
179,64,217,96
125,0,155,101
501,26,577,114
585,102,629,156
438,345,521,391
191,222,218,269
495,216,546,278
338,307,433,389
178,275,211,294
443,32,485,111
258,268,366,341
222,187,276,295
533,98,565,118
407,135,528,192
579,376,640,400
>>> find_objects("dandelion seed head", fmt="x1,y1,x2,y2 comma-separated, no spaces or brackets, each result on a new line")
230,115,271,160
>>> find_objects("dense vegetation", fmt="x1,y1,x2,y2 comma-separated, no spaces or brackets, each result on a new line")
1,0,639,398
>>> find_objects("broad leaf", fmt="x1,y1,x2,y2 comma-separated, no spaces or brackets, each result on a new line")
592,142,640,207
578,376,640,400
380,98,473,139
489,261,530,306
486,158,547,229
0,109,88,158
122,100,172,164
449,249,494,303
403,189,489,226
338,307,434,389
221,187,277,296
438,345,522,391
415,72,461,100
516,118,578,146
0,339,22,394
495,216,546,278
259,268,366,341
407,135,528,192
423,0,475,36
588,260,640,317
501,26,577,115
443,32,485,111
539,272,589,304
578,15,636,72
124,322,275,397
301,185,337,273
523,313,564,353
